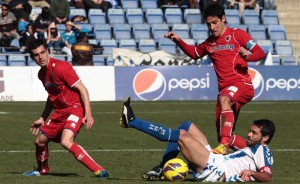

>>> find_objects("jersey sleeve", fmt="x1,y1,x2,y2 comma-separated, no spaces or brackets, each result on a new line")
234,29,257,51
255,145,273,175
195,41,209,58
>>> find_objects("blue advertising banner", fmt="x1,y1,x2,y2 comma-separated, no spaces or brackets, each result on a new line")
115,66,300,101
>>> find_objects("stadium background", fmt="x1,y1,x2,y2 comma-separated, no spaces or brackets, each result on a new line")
0,0,299,183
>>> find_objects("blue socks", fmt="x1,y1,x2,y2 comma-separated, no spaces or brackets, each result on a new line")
129,117,180,142
128,118,192,168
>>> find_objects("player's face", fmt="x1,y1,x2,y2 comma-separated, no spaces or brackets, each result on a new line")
246,124,264,147
31,45,50,68
205,15,226,37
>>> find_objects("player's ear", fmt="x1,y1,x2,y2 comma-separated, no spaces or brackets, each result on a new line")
262,135,270,144
222,15,226,23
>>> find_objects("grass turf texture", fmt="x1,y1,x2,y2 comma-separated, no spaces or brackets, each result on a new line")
0,101,299,183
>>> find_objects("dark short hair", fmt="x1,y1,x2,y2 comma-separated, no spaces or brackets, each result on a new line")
1,4,9,10
203,3,225,20
253,119,275,144
28,39,48,55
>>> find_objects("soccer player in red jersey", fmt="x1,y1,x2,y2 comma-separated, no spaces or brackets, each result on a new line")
23,40,109,178
165,4,266,155
142,4,266,180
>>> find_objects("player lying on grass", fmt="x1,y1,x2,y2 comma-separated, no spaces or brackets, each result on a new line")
23,39,109,178
120,97,275,182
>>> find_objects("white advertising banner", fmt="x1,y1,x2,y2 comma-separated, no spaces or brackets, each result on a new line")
0,66,115,102
113,48,197,66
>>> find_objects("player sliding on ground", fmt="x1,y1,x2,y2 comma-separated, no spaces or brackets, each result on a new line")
120,97,275,182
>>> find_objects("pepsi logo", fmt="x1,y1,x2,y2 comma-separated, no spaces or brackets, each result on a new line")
133,69,166,101
248,68,264,100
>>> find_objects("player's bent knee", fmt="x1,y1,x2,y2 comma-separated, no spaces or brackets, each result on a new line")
179,130,192,143
177,121,192,131
35,140,46,148
60,139,73,149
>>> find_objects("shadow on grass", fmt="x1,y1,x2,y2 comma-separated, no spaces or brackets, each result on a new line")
11,172,79,177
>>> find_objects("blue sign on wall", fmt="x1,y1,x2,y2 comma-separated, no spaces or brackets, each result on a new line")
115,66,300,101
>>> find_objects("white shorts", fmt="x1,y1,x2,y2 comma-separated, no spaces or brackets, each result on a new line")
192,152,225,182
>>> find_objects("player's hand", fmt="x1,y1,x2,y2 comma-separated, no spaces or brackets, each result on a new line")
239,47,249,61
164,32,180,42
30,118,44,136
83,115,94,129
240,170,253,182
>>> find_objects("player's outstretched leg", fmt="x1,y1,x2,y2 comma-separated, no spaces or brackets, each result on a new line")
119,96,180,142
120,96,135,128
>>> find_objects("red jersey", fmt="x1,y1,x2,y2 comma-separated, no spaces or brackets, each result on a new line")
195,27,256,90
38,58,82,113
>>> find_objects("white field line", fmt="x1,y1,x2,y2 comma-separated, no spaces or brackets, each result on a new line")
0,148,299,153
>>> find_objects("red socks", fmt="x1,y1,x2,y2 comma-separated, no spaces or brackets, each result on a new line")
69,142,104,173
230,134,247,151
219,110,234,146
36,144,49,175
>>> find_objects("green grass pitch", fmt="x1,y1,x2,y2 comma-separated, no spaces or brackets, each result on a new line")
0,101,299,183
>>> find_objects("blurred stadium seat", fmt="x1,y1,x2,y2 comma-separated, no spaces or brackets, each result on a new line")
0,55,7,66
106,57,115,66
184,9,202,24
126,8,144,25
69,8,86,20
93,55,106,65
146,8,164,25
108,9,125,24
121,0,139,9
281,56,298,65
8,55,27,66
275,40,293,55
113,24,132,41
89,9,106,24
159,38,177,54
261,10,279,25
94,24,112,42
172,24,190,39
271,56,281,65
133,24,151,41
268,25,286,40
101,39,118,55
248,25,267,40
141,0,158,10
191,24,208,40
242,9,260,25
225,9,241,24
139,39,156,53
164,8,183,25
151,23,169,41
119,39,137,50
